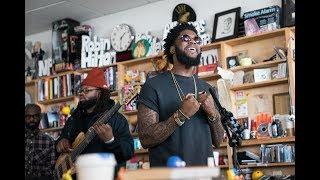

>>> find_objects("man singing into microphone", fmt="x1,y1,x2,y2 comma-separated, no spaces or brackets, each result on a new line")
137,23,225,167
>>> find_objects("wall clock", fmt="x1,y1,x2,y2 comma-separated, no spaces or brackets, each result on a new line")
111,24,134,52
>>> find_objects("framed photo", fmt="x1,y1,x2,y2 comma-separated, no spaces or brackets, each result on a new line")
273,92,290,114
212,7,241,42
226,56,239,69
274,47,287,60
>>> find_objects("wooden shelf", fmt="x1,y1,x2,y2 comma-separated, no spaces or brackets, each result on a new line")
40,126,64,132
230,78,288,91
240,136,295,147
213,141,227,148
198,73,220,80
218,165,229,169
76,64,117,74
135,148,148,154
38,70,74,80
229,60,287,72
118,53,163,66
37,95,76,105
201,42,221,51
220,141,227,147
289,26,295,33
240,162,295,168
224,28,286,46
122,110,138,115
25,80,37,86
110,91,118,97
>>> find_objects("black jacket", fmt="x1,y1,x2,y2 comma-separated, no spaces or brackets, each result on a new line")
57,102,134,166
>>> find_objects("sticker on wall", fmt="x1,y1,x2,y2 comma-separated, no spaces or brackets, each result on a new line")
172,3,196,23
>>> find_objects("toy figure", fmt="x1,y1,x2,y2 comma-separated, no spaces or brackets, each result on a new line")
61,29,68,62
32,41,46,78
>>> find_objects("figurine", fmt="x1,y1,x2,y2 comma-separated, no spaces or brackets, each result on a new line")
32,41,46,78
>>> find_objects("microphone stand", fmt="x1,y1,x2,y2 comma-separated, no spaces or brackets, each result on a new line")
208,88,244,175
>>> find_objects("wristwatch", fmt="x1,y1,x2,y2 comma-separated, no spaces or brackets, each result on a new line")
174,111,185,126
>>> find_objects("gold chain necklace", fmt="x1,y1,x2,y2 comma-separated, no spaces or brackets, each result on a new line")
170,70,197,101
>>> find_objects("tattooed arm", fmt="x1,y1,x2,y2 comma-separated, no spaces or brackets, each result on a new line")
208,116,225,147
137,103,179,148
198,92,225,148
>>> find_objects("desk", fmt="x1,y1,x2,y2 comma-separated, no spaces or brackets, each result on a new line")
124,166,220,180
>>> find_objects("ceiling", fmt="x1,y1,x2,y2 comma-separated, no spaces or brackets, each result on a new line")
25,0,162,36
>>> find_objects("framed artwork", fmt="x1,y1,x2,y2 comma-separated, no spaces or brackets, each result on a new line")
226,56,239,69
212,7,241,42
172,3,196,23
273,92,290,114
282,0,295,27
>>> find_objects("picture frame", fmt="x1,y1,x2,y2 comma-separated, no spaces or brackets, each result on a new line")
226,56,239,69
273,92,290,114
282,0,295,27
274,47,287,60
212,7,241,42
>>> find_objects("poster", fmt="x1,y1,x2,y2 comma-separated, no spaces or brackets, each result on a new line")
235,91,248,117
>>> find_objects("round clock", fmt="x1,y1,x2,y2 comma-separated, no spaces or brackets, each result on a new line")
111,24,133,52
132,39,151,58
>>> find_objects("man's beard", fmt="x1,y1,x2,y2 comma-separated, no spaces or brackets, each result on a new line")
175,46,201,69
26,121,40,131
78,98,98,111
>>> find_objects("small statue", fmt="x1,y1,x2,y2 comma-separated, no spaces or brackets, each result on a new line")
32,41,45,61
32,41,46,78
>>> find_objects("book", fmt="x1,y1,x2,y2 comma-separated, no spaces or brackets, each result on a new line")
253,68,271,82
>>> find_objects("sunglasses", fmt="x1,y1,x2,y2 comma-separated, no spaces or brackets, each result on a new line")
78,88,99,94
180,34,202,45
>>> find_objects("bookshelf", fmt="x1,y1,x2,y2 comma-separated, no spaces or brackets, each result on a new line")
37,95,76,105
198,73,220,81
224,28,286,46
240,162,295,168
76,63,117,74
40,126,64,132
38,70,74,80
218,165,229,169
229,59,287,72
25,27,295,176
229,78,288,91
25,79,37,86
135,148,149,154
122,110,138,116
240,136,295,147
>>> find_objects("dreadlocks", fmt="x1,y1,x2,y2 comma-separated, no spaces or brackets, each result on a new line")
163,23,198,64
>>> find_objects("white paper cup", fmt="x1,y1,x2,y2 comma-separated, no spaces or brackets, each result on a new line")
75,153,116,180
213,151,220,166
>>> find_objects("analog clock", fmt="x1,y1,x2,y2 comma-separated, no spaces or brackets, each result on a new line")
111,24,133,52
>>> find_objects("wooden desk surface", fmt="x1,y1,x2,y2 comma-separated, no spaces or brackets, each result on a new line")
124,166,220,180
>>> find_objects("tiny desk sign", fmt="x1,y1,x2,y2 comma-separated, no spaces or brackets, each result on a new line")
81,35,116,68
